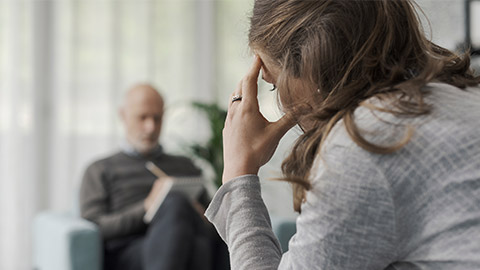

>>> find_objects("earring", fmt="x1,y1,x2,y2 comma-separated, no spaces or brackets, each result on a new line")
317,88,321,93
270,84,277,91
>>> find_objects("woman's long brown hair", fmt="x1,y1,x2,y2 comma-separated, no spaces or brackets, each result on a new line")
248,0,480,212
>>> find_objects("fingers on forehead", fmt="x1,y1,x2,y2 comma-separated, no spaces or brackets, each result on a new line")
248,56,262,77
243,58,262,98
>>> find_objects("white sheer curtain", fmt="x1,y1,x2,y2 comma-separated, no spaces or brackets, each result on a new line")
0,1,221,269
0,2,42,269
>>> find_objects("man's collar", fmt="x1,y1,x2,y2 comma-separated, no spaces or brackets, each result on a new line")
120,140,163,158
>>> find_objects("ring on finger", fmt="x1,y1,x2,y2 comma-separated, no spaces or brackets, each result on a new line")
231,95,242,103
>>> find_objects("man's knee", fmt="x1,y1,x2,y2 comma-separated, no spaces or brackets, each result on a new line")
164,192,193,213
150,191,196,225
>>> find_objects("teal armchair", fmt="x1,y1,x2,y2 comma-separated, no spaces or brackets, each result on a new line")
270,216,297,253
33,211,102,270
32,212,295,270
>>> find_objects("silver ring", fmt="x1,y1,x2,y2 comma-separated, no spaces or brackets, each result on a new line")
231,95,242,103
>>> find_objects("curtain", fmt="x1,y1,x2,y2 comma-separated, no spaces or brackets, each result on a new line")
0,1,228,269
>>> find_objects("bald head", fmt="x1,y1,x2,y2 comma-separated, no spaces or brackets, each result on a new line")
122,84,164,112
120,84,164,155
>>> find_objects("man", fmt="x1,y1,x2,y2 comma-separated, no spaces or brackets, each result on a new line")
80,84,228,270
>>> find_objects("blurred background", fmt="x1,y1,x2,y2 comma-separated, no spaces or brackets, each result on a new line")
0,0,478,269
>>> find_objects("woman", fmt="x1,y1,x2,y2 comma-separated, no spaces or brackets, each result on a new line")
205,0,480,269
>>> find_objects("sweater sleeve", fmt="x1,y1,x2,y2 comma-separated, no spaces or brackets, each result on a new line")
205,144,397,269
205,175,283,269
80,162,146,240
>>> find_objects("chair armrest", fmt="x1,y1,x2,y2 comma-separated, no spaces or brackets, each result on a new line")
270,216,297,253
33,211,103,270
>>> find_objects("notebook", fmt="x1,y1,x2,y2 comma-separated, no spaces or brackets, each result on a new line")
143,161,205,223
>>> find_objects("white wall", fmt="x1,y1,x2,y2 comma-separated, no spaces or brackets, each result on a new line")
417,0,465,50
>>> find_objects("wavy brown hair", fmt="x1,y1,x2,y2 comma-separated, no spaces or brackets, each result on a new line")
248,0,480,212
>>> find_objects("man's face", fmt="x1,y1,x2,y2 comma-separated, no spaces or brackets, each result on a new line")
122,91,164,154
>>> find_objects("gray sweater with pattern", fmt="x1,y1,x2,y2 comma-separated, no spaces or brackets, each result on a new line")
80,150,201,240
205,83,480,269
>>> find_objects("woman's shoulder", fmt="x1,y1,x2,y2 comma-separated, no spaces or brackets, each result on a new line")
317,81,480,181
330,82,480,146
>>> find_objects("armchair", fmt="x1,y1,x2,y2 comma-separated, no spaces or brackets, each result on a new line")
32,212,295,270
33,211,102,270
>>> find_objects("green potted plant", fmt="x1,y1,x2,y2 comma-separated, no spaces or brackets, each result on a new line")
187,102,227,188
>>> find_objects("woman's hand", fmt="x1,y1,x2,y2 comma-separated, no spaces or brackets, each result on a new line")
222,56,296,183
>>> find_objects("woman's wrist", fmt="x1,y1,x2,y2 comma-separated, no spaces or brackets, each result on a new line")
222,164,259,183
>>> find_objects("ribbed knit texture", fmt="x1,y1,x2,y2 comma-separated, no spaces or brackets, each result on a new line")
80,151,201,240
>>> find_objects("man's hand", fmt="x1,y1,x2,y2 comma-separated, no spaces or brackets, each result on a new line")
144,178,169,211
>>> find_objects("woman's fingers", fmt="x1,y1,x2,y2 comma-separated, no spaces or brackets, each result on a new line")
228,80,243,110
227,56,261,120
221,56,297,183
242,56,262,103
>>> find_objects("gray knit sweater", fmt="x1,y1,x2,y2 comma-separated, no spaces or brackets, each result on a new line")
205,83,480,269
80,150,201,240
